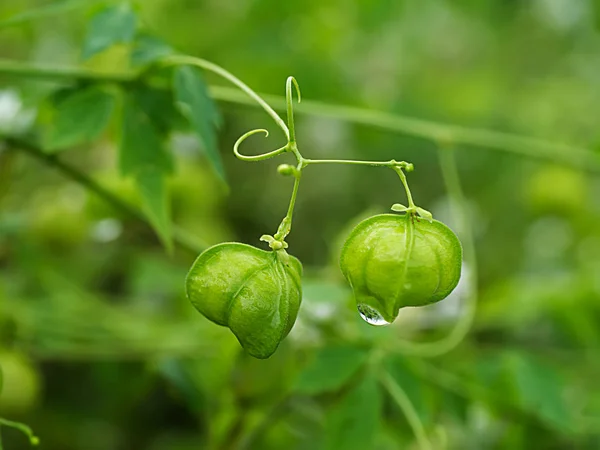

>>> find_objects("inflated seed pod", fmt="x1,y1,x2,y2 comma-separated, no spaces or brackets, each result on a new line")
186,243,302,359
340,214,462,325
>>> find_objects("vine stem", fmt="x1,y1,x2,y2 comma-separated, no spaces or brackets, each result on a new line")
379,370,433,450
393,166,416,209
274,175,300,241
160,57,307,244
0,418,39,446
304,158,401,167
161,55,289,139
1,136,206,255
0,58,134,82
0,59,596,171
212,86,600,172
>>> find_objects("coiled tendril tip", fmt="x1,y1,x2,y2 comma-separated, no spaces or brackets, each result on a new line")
233,128,288,162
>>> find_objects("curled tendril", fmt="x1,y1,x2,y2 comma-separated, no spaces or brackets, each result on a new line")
286,77,301,143
286,76,301,104
233,128,289,162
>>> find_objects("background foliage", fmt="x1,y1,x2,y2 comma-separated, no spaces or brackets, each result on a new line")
1,0,600,449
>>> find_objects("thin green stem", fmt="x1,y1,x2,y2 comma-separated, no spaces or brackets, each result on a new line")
161,55,289,139
0,58,135,83
303,158,417,211
304,158,400,167
0,418,39,446
274,175,301,241
209,86,600,172
379,370,433,450
387,146,477,357
0,59,596,171
393,166,416,209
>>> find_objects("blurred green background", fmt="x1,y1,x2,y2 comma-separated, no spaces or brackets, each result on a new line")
1,0,600,449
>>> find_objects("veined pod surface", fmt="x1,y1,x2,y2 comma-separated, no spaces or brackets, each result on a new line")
186,242,302,359
340,214,462,325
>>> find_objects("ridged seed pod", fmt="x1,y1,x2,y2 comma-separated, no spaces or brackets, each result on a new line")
186,243,302,359
340,214,462,325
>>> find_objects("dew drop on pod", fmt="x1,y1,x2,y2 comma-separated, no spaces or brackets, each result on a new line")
186,242,302,359
340,213,462,326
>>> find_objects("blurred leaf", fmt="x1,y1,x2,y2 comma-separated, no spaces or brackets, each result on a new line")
157,358,203,414
120,93,173,249
325,373,381,450
132,86,186,135
45,86,115,152
82,2,137,60
232,350,294,404
130,34,173,67
294,345,368,395
135,168,172,252
0,0,97,30
475,352,507,390
505,352,573,433
173,66,225,181
119,93,173,176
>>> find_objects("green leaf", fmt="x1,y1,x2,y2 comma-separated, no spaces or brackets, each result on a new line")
505,352,573,432
119,93,173,176
157,358,203,413
82,2,137,60
132,86,186,135
120,92,173,250
130,34,173,67
45,86,115,152
325,373,382,450
173,66,225,181
135,168,172,252
294,345,368,395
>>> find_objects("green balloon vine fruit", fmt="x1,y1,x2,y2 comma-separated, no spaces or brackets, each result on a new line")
186,243,302,359
340,213,462,325
184,74,466,356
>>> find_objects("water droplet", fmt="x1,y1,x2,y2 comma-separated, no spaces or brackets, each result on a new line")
357,304,390,326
